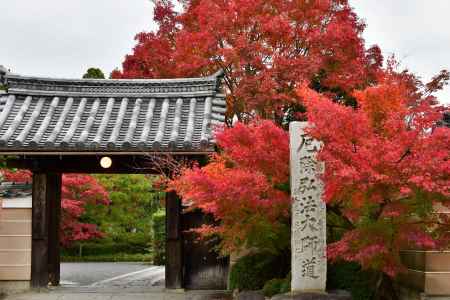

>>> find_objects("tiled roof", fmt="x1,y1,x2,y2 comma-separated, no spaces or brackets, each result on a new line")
0,70,226,154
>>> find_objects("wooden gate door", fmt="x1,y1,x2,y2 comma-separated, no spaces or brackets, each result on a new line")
182,209,229,290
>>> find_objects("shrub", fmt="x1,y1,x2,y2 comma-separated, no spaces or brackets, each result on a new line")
61,239,149,257
263,278,284,297
327,262,375,300
229,252,289,291
152,209,166,265
279,272,291,294
61,253,152,262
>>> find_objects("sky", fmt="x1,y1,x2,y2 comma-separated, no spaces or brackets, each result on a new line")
349,1,450,104
1,0,449,104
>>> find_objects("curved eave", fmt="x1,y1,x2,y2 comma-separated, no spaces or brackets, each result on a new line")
0,150,215,156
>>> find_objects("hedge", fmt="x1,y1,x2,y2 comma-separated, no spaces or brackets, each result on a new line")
327,262,375,300
263,278,285,297
61,240,149,257
61,253,152,262
152,209,166,265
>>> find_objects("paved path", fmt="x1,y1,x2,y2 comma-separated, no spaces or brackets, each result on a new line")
3,262,169,300
60,262,165,288
3,263,231,299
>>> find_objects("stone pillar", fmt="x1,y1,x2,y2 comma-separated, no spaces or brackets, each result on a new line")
289,122,326,292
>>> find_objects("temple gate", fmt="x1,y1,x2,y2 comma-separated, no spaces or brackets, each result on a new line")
0,67,228,290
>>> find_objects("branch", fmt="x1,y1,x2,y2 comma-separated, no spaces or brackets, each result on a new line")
327,205,355,230
395,149,411,164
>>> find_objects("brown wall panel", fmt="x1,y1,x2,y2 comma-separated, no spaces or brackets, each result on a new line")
0,221,32,235
0,209,31,221
0,207,32,281
0,236,31,250
0,251,31,265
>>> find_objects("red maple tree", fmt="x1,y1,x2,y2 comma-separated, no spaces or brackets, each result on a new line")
60,174,109,246
0,169,32,183
0,170,109,247
170,120,291,253
112,0,382,122
171,64,449,274
298,66,450,276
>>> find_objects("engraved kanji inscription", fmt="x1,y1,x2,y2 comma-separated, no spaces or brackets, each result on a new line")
302,257,319,279
290,122,326,292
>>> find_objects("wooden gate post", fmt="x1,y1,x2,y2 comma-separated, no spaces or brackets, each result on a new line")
31,173,49,288
165,190,183,289
31,172,61,288
47,173,62,286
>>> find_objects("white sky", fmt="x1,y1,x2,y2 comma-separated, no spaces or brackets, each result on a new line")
0,0,155,78
350,0,450,104
1,0,449,104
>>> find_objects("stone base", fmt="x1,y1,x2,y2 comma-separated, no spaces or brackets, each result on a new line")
186,290,233,300
272,291,351,300
2,288,233,300
236,290,264,300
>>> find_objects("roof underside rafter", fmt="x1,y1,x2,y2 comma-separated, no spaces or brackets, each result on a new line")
0,71,226,155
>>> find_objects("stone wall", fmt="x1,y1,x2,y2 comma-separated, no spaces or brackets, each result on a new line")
398,250,450,298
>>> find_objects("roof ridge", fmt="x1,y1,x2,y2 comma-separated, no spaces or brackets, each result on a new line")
5,71,222,85
5,70,224,96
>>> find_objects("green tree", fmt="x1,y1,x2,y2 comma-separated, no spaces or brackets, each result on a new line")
92,174,163,244
82,67,105,79
0,65,8,90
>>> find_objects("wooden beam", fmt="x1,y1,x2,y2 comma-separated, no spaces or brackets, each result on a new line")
165,191,183,289
47,173,61,286
6,154,207,174
31,173,49,288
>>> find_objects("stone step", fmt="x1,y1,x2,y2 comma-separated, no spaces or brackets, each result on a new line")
4,289,232,300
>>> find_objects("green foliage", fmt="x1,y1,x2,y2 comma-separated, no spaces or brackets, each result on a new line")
82,67,105,79
229,252,289,291
261,272,290,297
61,253,152,263
262,278,284,297
279,272,291,294
152,209,166,265
92,174,163,243
245,221,291,255
70,174,164,260
0,157,10,169
327,262,375,300
62,237,150,256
